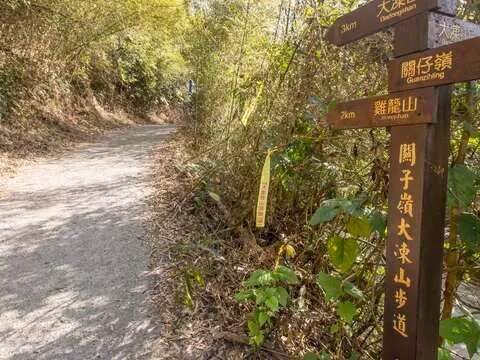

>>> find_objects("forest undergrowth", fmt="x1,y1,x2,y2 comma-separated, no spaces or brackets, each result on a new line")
174,1,480,359
0,0,187,175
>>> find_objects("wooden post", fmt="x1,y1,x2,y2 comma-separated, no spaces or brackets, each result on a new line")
383,11,454,359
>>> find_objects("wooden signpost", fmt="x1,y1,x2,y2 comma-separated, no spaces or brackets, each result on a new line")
394,12,480,55
324,0,480,358
389,36,480,91
430,13,480,46
327,88,436,129
325,0,455,46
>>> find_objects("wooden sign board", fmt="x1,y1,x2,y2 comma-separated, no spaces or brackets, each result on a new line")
325,0,455,46
384,111,450,359
383,16,453,360
327,88,436,129
430,13,480,47
389,36,480,92
384,125,426,358
394,13,480,56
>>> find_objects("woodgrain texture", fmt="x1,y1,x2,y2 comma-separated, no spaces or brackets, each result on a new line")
325,0,455,46
327,88,437,129
389,36,480,92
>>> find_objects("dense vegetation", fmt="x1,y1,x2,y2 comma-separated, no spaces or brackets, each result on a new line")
0,0,186,155
182,0,480,359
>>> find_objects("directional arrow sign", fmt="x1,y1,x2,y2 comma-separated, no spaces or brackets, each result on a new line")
389,36,480,92
327,88,436,129
430,13,480,47
325,0,455,46
394,12,480,56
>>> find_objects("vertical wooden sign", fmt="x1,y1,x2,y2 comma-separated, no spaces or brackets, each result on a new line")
383,14,453,360
323,0,474,358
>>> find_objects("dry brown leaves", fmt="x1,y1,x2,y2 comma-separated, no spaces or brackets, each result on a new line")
0,94,148,178
147,128,290,359
146,126,342,360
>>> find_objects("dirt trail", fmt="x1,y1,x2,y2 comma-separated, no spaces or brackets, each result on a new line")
0,125,175,360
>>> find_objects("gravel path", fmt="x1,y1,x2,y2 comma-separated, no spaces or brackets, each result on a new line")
0,125,175,360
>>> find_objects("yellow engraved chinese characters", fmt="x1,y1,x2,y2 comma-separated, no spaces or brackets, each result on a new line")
378,0,416,18
418,56,434,75
398,218,414,241
391,136,418,341
401,60,417,79
395,242,413,264
402,96,418,113
398,192,414,217
399,143,416,166
434,51,453,72
393,314,409,338
374,96,418,117
377,0,391,17
395,288,408,309
401,51,454,80
400,169,414,190
388,98,401,114
374,100,387,116
394,267,411,288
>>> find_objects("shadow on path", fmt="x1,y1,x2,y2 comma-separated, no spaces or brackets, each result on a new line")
0,125,175,360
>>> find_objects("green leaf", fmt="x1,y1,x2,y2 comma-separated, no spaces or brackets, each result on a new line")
309,198,368,226
308,95,321,105
437,348,453,360
265,294,279,312
191,269,205,287
458,213,480,251
234,290,254,302
330,322,340,334
447,165,477,209
318,353,331,360
440,317,480,358
303,353,319,360
255,309,270,327
464,121,479,136
328,236,359,273
273,266,299,284
368,210,387,237
343,281,364,300
349,351,361,360
342,199,364,217
248,319,260,334
309,202,340,225
316,272,344,301
248,318,265,346
252,332,265,346
275,287,289,307
337,301,357,323
255,289,267,305
207,191,221,202
304,352,331,360
347,216,373,238
245,270,275,287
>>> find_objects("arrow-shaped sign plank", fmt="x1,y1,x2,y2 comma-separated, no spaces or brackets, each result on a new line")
389,36,480,92
325,0,456,46
394,12,480,56
327,87,436,129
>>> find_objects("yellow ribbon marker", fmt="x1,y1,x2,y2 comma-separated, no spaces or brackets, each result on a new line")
256,149,272,228
241,84,264,127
